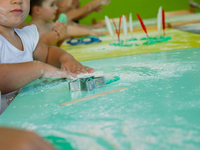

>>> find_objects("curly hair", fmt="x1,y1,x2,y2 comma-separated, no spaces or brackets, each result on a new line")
29,0,45,15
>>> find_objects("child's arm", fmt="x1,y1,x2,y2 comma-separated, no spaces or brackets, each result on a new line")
33,42,95,74
64,0,110,21
0,127,55,150
74,5,104,22
65,24,105,37
39,23,67,46
0,61,75,94
75,22,106,29
39,31,59,46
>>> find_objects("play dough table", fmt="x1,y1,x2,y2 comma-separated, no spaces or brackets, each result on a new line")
60,28,200,61
0,29,200,150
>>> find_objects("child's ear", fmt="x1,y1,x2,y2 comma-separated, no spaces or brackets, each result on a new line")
33,6,41,15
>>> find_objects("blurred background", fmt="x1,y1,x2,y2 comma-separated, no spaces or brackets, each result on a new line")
80,0,200,24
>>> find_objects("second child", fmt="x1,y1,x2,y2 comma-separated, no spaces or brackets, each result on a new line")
29,0,103,46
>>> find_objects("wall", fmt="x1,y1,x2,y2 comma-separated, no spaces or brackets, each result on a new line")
79,0,192,25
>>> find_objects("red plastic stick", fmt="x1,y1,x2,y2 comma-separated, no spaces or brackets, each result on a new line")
136,14,149,38
118,16,122,42
112,17,122,42
162,9,165,36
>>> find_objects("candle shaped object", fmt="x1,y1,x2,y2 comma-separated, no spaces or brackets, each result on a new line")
105,16,114,40
157,6,162,36
129,13,133,37
122,15,128,44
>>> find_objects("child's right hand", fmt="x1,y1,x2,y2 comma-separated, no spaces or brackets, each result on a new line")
54,22,68,41
41,62,77,79
42,68,77,79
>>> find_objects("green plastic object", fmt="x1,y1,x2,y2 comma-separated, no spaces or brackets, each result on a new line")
143,40,157,45
109,41,137,47
106,76,120,84
143,36,172,45
164,36,172,40
127,38,138,41
141,37,154,40
155,38,168,43
58,13,67,23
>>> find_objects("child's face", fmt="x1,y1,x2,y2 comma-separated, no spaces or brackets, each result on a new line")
40,0,57,21
0,0,30,28
72,0,80,9
61,0,73,10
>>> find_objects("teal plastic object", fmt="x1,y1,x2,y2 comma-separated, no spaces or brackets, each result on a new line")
58,13,67,23
106,76,120,84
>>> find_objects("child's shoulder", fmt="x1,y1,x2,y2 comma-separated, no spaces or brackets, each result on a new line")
15,25,39,38
17,24,38,32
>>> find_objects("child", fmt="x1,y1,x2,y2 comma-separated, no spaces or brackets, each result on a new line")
0,127,55,150
0,1,94,148
29,0,103,46
0,0,95,95
56,0,110,29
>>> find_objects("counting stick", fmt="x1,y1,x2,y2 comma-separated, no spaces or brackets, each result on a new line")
136,14,149,39
162,9,166,36
60,87,127,106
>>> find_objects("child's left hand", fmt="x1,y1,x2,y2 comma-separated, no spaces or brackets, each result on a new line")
61,60,95,74
54,22,68,41
94,6,104,13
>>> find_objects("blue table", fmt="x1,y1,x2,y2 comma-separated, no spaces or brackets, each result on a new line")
0,47,200,150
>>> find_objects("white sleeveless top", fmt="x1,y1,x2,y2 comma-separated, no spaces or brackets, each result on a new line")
0,25,39,64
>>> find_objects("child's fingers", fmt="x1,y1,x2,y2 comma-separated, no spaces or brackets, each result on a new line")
55,24,67,33
85,67,95,73
42,70,77,79
72,66,95,74
55,22,66,29
64,70,77,78
101,0,110,5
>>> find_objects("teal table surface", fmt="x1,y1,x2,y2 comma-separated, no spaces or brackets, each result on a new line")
1,47,200,150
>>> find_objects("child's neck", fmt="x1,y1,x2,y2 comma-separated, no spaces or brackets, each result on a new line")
31,17,50,26
30,16,54,36
0,25,23,51
0,25,15,38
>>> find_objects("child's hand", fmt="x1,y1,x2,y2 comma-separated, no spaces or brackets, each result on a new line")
42,68,77,79
54,22,67,41
61,60,95,74
92,22,106,29
100,0,110,5
89,30,105,37
0,127,55,150
94,6,104,13
41,63,77,79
